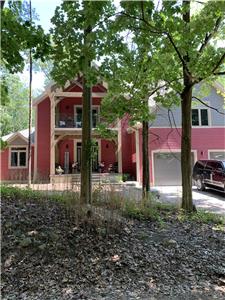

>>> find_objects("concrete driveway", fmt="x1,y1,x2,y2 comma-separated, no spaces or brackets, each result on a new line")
152,186,225,215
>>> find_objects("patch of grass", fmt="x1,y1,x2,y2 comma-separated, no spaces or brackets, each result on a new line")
1,185,43,200
212,224,225,232
189,210,225,225
1,184,80,204
122,196,177,222
177,209,225,225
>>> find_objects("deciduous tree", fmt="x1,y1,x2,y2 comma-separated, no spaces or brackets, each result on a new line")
113,0,225,212
50,1,117,204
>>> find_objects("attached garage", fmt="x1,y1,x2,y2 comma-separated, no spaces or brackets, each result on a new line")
209,151,225,160
153,151,195,186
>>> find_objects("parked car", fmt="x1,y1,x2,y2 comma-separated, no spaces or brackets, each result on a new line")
193,160,225,192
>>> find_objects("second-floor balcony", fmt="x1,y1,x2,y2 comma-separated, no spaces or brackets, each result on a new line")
55,111,99,129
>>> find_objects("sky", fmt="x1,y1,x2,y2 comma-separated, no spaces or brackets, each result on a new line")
20,0,224,93
32,0,61,32
20,0,61,92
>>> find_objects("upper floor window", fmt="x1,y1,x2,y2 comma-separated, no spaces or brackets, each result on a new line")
192,108,209,126
10,147,27,168
75,106,99,128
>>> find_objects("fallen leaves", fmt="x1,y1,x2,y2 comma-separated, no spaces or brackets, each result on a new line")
1,196,225,299
111,255,120,262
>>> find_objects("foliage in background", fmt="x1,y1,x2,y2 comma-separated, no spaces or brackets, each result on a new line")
0,139,8,150
32,59,53,86
0,71,32,136
1,0,50,74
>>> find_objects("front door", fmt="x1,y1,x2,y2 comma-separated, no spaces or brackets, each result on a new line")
76,141,99,172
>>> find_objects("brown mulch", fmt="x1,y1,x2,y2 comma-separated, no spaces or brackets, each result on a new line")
1,196,225,300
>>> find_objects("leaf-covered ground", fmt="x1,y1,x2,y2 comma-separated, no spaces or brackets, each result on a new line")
2,196,225,300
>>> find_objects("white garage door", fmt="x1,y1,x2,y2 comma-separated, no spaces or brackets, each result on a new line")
209,151,225,160
153,152,194,186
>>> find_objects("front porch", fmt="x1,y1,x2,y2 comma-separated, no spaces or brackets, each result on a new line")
48,135,122,184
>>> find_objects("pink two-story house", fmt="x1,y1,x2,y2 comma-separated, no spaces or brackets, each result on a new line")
1,80,224,186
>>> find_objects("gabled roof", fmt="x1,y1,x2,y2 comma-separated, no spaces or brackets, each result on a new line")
32,75,108,107
2,128,35,144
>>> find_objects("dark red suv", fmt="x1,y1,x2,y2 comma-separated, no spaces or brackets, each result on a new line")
193,160,225,192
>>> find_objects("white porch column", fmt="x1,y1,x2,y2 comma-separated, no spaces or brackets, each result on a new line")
50,94,56,176
33,106,38,182
118,120,123,173
135,129,141,183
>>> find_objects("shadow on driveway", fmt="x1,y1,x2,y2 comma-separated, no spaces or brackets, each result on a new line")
152,186,225,215
194,187,224,200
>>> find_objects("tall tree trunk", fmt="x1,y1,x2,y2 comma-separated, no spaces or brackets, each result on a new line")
27,0,32,188
80,7,92,204
181,0,195,212
142,120,150,200
181,85,194,212
80,73,92,204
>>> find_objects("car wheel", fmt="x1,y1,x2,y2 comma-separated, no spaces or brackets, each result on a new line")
196,178,206,191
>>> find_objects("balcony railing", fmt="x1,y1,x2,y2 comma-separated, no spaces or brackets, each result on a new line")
55,113,99,129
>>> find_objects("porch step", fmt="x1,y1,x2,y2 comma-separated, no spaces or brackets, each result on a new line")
50,173,121,184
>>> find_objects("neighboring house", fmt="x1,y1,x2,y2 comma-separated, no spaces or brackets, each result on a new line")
0,79,224,186
0,128,35,181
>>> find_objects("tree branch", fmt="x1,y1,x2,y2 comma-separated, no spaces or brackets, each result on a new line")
199,16,222,53
194,53,225,84
166,32,189,73
213,71,225,76
211,53,225,74
1,1,5,10
120,11,160,35
140,1,145,22
192,96,225,115
120,7,191,77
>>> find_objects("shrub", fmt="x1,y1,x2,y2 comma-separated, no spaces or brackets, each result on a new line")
122,173,130,182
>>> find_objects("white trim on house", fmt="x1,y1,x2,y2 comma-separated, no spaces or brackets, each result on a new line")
34,107,38,181
208,150,225,160
54,91,106,98
6,132,28,144
33,86,107,107
8,145,28,169
151,149,198,186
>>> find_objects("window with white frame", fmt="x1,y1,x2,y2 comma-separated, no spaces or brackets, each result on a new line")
192,108,209,126
10,147,27,167
74,106,99,128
